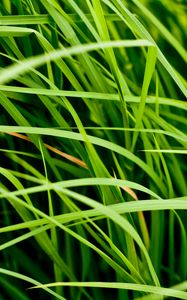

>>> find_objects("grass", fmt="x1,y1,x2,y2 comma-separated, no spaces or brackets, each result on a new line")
0,0,186,299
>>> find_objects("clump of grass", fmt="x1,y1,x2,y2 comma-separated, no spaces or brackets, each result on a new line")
0,0,186,299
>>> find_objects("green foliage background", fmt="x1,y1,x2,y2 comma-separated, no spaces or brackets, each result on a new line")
0,0,186,299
